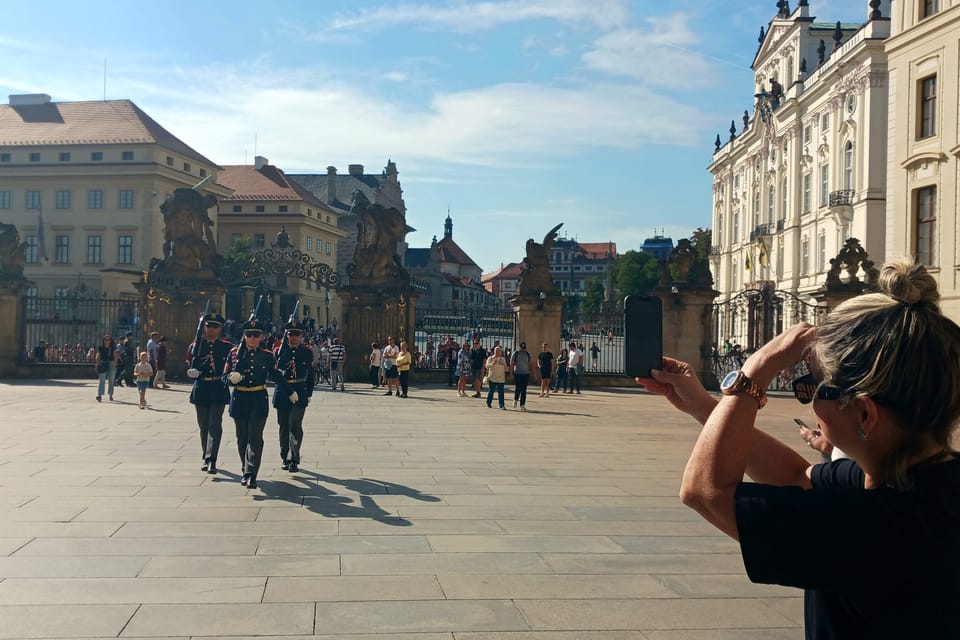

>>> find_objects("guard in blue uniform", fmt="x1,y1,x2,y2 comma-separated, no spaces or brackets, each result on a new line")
186,312,232,474
273,320,315,473
222,319,277,490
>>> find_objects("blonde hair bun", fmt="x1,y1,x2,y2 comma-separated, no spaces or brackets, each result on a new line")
878,261,939,307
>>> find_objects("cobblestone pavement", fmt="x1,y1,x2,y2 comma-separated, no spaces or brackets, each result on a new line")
0,378,813,639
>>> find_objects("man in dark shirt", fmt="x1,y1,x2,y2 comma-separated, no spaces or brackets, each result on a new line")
470,340,487,398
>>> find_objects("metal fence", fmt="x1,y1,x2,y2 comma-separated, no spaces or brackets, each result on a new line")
566,311,625,375
20,296,139,363
411,307,515,369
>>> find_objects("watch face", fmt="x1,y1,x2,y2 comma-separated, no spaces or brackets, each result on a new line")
721,370,740,391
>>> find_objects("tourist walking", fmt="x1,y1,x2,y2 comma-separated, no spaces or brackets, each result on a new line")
368,342,382,387
154,336,169,389
470,340,487,397
328,337,346,391
133,352,153,409
146,332,159,387
566,341,582,394
510,341,532,410
455,341,471,397
553,347,568,393
537,343,554,397
484,345,508,409
381,336,400,396
396,340,412,398
222,319,277,490
94,334,119,402
186,313,232,474
273,320,315,473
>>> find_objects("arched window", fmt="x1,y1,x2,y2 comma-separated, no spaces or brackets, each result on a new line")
843,141,854,191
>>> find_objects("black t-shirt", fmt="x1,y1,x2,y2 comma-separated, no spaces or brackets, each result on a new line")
735,456,960,639
470,347,487,369
538,351,554,371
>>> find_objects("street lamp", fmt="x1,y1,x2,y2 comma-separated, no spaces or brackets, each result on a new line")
324,288,331,329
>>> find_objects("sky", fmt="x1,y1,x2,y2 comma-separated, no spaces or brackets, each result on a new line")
0,0,868,274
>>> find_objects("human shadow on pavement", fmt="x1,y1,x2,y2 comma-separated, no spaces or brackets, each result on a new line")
250,468,443,526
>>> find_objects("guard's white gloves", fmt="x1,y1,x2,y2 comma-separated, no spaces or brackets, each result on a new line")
228,372,243,385
187,368,201,379
289,391,299,404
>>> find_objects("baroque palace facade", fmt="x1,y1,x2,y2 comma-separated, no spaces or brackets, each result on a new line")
709,0,960,343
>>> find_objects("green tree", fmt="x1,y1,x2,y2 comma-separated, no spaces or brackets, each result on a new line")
688,227,713,285
582,278,605,316
613,250,660,297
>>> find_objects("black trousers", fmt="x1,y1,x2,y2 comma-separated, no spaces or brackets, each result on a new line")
399,370,409,396
234,415,267,479
369,366,379,386
513,373,530,406
194,403,225,463
277,406,306,464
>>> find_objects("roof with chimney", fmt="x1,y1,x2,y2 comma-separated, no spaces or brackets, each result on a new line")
288,163,399,212
0,96,217,165
218,161,334,211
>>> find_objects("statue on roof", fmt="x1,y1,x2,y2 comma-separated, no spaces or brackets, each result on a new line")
517,223,562,297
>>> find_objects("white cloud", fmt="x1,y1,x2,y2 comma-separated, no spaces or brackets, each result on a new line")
582,13,713,88
320,0,630,35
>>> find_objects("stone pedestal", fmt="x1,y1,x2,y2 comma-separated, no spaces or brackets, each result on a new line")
340,287,416,383
811,288,860,316
0,290,23,378
136,281,226,381
653,285,720,390
512,294,563,353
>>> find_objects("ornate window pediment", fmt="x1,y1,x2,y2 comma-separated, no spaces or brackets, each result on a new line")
900,151,947,170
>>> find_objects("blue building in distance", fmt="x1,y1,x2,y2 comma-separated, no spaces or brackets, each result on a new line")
640,233,674,261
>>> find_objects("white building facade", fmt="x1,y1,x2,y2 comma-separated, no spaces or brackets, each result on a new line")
709,2,891,347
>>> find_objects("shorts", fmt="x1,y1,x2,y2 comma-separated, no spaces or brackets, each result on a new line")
136,381,149,392
384,368,398,379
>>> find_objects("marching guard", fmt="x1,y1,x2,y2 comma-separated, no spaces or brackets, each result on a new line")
222,319,277,490
186,312,232,474
273,320,315,473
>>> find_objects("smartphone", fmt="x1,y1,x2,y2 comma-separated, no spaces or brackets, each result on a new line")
624,295,663,378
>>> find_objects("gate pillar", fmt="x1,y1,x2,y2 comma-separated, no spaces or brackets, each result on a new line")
512,293,562,354
339,287,417,383
654,285,720,391
0,289,23,378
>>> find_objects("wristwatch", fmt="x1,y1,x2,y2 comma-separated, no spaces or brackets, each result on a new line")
720,370,768,409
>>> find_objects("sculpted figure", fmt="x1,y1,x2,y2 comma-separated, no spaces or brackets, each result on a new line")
348,190,408,284
0,223,26,281
157,188,222,275
517,223,562,297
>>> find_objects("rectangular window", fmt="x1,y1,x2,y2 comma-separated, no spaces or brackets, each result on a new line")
0,191,9,209
306,237,313,251
922,0,940,18
776,237,784,279
122,151,134,161
199,168,207,178
91,151,103,161
917,186,937,266
232,205,241,212
801,236,810,275
118,235,133,264
326,241,332,255
23,236,38,264
88,190,103,209
54,287,70,313
254,233,265,248
821,112,830,130
279,205,288,212
55,190,70,209
59,152,71,162
118,190,134,208
803,125,812,144
29,152,40,162
26,191,41,209
183,162,191,173
820,165,830,207
255,205,265,213
55,235,70,264
25,287,38,314
166,156,174,166
86,235,102,264
0,153,10,162
919,75,937,139
817,233,826,272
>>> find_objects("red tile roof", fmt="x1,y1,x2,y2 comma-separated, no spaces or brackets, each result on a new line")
218,165,335,212
0,99,217,165
579,242,618,260
436,236,479,268
482,262,522,282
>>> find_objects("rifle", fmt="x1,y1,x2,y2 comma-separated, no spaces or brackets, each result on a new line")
189,299,212,370
235,295,265,365
277,300,301,376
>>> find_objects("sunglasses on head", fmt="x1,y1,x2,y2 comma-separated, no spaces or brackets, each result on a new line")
791,373,850,404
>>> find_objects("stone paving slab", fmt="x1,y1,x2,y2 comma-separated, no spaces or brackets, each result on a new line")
0,379,816,638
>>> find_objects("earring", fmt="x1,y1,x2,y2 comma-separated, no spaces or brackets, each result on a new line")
858,428,868,441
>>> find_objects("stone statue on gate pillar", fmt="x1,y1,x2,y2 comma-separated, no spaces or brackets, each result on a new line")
0,223,28,292
517,223,562,297
346,190,409,286
150,187,222,279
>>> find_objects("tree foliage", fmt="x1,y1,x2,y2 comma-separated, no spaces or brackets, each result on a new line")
582,278,605,316
613,250,660,298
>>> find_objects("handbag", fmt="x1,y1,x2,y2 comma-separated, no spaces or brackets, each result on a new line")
482,374,490,386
